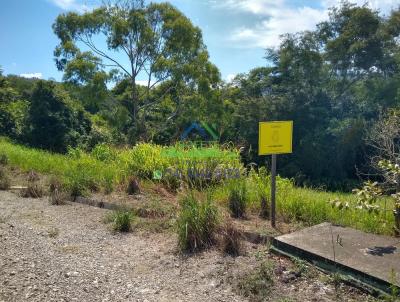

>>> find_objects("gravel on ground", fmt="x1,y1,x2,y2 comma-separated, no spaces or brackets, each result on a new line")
0,190,377,302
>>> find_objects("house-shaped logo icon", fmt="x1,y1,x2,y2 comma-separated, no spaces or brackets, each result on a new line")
180,122,219,141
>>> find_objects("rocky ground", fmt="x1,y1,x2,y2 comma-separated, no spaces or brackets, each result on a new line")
0,190,378,302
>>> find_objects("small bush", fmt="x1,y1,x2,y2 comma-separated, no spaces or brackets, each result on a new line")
177,192,219,252
0,154,8,166
111,209,134,232
27,170,40,182
228,180,247,218
65,165,98,198
220,221,243,257
126,176,141,195
237,261,275,301
48,177,65,205
91,143,116,162
0,168,10,190
20,183,44,198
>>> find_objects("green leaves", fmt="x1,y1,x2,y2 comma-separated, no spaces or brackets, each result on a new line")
352,181,382,213
52,0,217,137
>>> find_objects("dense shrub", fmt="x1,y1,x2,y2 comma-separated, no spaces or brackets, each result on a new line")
25,81,91,153
177,192,219,252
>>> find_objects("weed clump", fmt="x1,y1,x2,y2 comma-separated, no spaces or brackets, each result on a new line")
228,180,247,218
126,176,141,195
0,154,8,166
27,170,40,182
20,183,44,198
110,209,134,232
0,168,10,190
220,221,243,257
49,177,65,205
20,170,43,198
260,195,269,219
237,261,275,301
177,192,219,252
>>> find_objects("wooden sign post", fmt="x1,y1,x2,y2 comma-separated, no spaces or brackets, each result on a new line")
259,121,293,228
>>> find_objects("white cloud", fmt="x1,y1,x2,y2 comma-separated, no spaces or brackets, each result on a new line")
20,73,42,79
229,6,327,48
214,0,400,49
49,0,89,12
226,73,237,82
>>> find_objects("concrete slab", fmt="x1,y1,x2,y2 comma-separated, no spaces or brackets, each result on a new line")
272,223,400,293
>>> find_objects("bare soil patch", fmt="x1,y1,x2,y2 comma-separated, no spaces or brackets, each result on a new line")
0,190,378,302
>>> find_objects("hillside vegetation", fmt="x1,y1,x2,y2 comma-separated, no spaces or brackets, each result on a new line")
1,2,400,191
0,138,394,235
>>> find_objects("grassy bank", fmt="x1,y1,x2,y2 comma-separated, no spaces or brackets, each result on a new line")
0,138,241,193
0,138,395,235
213,169,395,235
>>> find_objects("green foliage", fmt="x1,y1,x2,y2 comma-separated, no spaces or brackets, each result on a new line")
225,3,400,190
102,169,115,195
353,181,382,213
0,138,241,197
110,209,134,233
53,0,219,140
0,138,396,235
213,170,394,235
122,143,168,179
25,81,91,152
91,143,116,162
64,163,98,198
176,192,219,252
0,1,399,193
121,142,242,189
228,180,247,218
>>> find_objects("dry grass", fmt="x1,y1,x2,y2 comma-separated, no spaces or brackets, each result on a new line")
219,221,243,257
0,167,10,190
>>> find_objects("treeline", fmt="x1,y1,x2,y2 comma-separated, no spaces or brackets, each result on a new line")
1,1,400,190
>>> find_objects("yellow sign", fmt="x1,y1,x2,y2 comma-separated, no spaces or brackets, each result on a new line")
259,121,293,155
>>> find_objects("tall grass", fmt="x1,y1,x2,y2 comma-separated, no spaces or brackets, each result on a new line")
214,168,395,235
0,138,394,235
176,192,219,252
228,179,247,218
0,138,241,195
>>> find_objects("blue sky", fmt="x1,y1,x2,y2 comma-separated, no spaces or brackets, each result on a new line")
0,0,398,82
